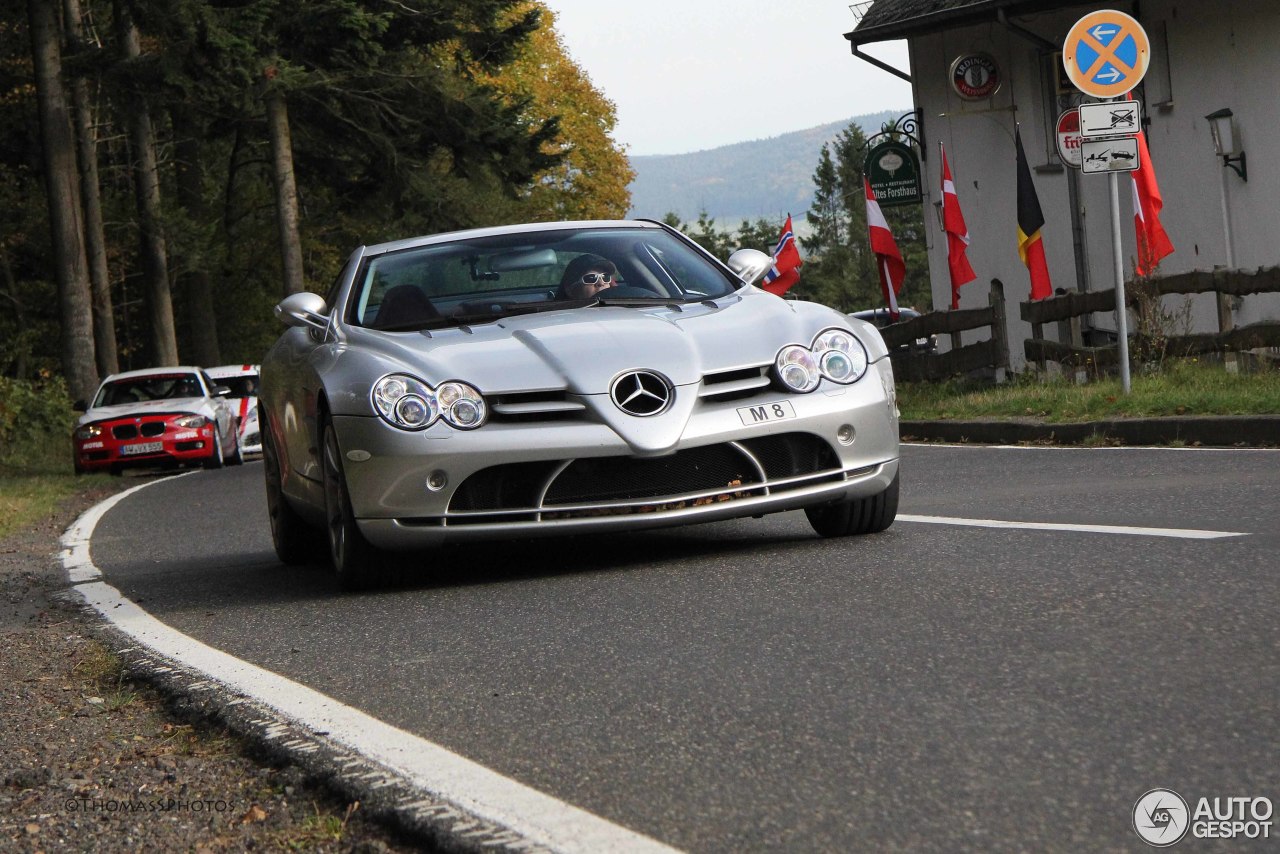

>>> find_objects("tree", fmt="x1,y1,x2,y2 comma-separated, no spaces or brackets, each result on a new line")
114,0,178,365
63,0,118,376
26,0,98,401
482,2,633,221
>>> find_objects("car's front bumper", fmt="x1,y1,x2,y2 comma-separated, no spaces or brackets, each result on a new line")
333,361,900,549
73,419,219,472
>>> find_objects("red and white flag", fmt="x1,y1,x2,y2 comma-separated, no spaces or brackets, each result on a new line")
762,215,803,295
864,178,906,318
941,144,977,309
1129,99,1174,276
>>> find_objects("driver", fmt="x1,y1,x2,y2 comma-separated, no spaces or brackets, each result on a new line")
558,254,618,300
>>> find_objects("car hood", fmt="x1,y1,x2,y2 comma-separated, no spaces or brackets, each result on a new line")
341,290,869,395
76,397,215,427
325,292,879,455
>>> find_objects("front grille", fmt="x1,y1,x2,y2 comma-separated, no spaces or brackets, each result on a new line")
544,444,755,505
112,424,138,440
445,432,845,524
699,365,771,402
487,389,586,423
141,422,165,437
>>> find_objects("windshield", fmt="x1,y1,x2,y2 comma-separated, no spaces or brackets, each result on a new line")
94,373,204,407
211,374,259,398
349,227,740,331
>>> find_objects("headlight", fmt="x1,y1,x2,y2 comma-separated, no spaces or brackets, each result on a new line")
174,414,210,428
74,424,102,440
775,345,821,393
812,328,868,384
371,374,487,431
436,381,487,429
773,329,869,393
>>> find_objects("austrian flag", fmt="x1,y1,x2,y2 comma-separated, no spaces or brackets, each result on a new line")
762,215,802,295
864,178,906,318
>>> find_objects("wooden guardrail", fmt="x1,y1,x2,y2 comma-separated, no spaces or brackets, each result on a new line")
1021,266,1280,368
877,279,1010,381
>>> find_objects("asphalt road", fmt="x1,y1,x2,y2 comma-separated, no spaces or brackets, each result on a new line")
88,445,1280,852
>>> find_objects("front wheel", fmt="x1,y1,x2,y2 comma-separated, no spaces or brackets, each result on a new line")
263,424,320,565
203,429,225,469
806,471,899,538
321,415,381,591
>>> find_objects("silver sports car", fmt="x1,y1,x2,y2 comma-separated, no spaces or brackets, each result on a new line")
261,220,900,589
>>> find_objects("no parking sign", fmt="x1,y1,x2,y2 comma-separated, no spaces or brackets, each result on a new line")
1062,9,1150,98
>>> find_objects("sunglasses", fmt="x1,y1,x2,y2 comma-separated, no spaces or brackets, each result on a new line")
580,272,614,286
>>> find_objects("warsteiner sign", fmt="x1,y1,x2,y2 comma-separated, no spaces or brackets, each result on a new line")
865,140,922,207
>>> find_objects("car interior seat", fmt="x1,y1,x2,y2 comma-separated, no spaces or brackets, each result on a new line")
371,285,441,329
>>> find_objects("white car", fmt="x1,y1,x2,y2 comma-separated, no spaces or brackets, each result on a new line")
205,364,263,457
72,367,242,474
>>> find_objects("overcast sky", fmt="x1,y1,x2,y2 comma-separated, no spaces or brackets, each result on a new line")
539,0,913,156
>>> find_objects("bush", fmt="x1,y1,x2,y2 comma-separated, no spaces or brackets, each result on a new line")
0,375,76,473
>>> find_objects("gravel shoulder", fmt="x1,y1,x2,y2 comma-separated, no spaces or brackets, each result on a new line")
0,482,425,853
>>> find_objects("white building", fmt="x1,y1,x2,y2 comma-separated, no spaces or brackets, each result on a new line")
846,0,1279,370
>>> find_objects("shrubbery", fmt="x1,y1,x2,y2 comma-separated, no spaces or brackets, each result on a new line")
0,375,75,472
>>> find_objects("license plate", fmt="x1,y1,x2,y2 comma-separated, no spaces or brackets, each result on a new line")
736,400,797,426
121,441,164,456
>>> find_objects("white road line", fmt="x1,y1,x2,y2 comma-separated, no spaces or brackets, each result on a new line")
61,478,679,854
898,514,1247,540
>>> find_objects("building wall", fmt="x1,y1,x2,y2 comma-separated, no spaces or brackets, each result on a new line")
902,0,1280,369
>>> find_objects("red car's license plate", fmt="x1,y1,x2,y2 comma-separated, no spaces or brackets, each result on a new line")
120,441,164,456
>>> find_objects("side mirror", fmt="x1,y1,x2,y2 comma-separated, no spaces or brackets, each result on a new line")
727,248,774,286
213,385,232,397
275,292,329,331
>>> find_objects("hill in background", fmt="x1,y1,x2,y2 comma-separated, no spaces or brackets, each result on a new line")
626,110,904,227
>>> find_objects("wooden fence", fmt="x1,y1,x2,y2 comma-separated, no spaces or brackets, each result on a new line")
1021,266,1280,368
876,279,1010,381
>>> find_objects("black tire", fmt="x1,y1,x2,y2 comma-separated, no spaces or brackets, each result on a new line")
227,427,245,466
263,424,320,565
203,428,225,469
321,415,381,591
806,471,900,538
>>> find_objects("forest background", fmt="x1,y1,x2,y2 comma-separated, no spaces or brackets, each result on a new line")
0,0,926,411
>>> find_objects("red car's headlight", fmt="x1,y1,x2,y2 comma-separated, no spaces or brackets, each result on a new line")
74,424,102,440
174,414,210,428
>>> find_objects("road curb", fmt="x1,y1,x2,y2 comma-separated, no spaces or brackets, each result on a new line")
900,415,1280,447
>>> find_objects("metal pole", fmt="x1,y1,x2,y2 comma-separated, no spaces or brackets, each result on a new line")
1217,165,1238,372
1108,171,1132,394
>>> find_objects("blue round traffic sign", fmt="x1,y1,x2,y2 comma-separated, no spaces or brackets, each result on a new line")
1063,9,1150,98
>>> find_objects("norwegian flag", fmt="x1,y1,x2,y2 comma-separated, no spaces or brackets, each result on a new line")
864,177,906,318
941,144,977,308
762,215,803,295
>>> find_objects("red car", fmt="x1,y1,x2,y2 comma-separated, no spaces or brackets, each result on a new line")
72,367,243,475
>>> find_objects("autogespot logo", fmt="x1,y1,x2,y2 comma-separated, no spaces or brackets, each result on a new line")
1134,789,1190,847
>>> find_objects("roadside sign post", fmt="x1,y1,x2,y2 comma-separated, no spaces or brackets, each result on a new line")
1063,9,1151,394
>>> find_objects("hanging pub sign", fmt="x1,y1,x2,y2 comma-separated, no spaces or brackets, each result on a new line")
949,53,1001,100
865,139,922,207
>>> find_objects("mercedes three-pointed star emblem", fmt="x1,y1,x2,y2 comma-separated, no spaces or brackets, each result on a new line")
610,370,673,417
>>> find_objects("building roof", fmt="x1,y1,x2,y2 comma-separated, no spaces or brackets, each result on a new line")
846,0,1079,46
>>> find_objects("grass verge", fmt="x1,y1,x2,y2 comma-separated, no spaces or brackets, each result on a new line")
898,359,1280,422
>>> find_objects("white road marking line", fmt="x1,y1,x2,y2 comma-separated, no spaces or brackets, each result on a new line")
898,514,1247,540
62,479,679,854
60,472,200,584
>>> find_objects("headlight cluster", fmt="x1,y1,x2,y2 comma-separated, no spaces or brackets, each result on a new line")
774,328,869,393
372,374,487,431
74,424,102,440
175,414,210,428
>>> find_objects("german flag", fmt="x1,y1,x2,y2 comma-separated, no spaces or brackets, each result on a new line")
1015,128,1052,300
